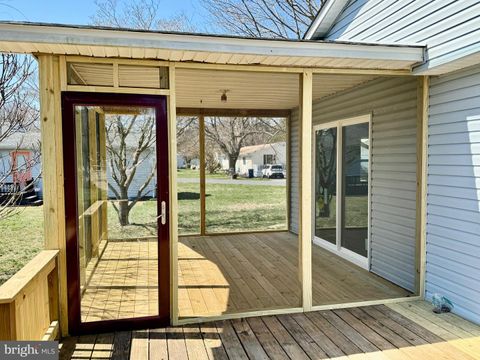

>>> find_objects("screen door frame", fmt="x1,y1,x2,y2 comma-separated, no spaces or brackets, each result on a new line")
62,92,170,335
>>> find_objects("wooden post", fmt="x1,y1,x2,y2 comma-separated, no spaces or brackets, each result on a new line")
38,54,68,336
168,64,179,325
299,71,313,311
98,111,108,241
47,263,59,324
199,115,206,235
88,108,100,258
416,76,429,298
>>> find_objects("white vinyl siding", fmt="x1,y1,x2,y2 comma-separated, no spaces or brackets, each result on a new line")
289,108,300,234
323,0,480,71
289,76,418,291
427,64,480,325
107,149,156,199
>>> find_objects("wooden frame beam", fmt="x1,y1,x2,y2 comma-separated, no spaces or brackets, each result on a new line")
199,115,207,236
38,54,68,336
299,71,313,311
174,61,413,76
416,75,429,298
176,108,292,118
168,64,180,325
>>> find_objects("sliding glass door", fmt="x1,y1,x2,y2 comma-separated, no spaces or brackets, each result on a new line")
341,123,370,258
314,115,370,268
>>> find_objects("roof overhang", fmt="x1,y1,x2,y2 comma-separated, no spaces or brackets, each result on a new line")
0,22,424,71
303,0,349,40
414,43,480,75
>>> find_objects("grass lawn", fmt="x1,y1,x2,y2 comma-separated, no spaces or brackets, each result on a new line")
315,195,368,230
0,183,369,285
108,181,287,237
0,207,44,285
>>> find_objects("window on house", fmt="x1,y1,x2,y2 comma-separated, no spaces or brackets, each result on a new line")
263,154,275,165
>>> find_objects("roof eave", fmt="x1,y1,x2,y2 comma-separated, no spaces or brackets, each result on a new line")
0,22,425,70
304,0,350,40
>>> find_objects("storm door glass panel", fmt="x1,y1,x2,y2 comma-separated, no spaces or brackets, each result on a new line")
341,123,369,257
74,105,159,323
315,127,337,244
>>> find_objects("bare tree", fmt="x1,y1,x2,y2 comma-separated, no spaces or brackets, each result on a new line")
177,117,200,168
92,0,195,32
105,112,156,226
204,117,286,177
201,0,324,39
0,54,37,142
0,53,39,220
315,129,336,218
91,0,195,227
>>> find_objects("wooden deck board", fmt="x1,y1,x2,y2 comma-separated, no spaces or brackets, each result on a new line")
178,232,411,318
60,301,480,359
79,232,411,321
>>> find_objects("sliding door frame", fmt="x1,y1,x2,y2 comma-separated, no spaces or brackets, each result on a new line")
312,114,372,270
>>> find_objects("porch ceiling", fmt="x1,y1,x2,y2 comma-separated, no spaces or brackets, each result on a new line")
176,68,375,110
0,22,424,71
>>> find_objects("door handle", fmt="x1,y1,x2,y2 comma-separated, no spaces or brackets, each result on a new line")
157,201,167,225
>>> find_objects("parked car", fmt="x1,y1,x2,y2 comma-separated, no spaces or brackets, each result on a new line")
262,164,284,179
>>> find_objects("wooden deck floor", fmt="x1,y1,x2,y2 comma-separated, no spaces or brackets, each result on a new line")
60,301,480,359
179,232,410,318
80,232,411,321
81,239,159,322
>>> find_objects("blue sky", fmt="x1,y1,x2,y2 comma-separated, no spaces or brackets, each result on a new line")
0,0,204,28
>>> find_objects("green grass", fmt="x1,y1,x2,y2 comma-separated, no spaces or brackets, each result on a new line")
315,195,368,229
108,182,287,237
0,207,44,285
0,185,368,285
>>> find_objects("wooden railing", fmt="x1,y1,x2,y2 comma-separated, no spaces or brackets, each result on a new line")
0,250,59,341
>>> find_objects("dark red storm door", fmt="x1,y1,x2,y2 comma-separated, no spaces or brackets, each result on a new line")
62,92,170,335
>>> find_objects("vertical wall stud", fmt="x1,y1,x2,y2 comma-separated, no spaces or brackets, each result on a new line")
300,71,313,311
416,76,429,298
168,64,179,324
199,115,206,235
38,54,68,335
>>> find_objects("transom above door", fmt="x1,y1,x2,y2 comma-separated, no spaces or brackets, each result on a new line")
313,114,371,269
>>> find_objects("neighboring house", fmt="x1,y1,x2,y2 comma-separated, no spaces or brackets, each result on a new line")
218,142,287,176
176,154,186,169
0,130,43,198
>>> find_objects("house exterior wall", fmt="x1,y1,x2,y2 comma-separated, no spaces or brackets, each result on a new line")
107,150,156,199
321,0,480,71
290,76,418,292
289,108,300,234
237,143,287,176
0,149,43,197
218,143,287,176
427,64,480,324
